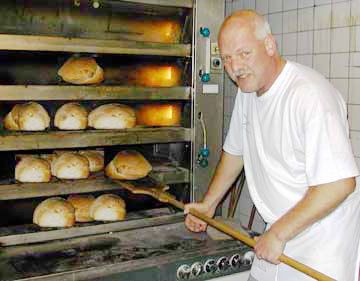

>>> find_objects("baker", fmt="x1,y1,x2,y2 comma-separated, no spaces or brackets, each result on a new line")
184,9,360,281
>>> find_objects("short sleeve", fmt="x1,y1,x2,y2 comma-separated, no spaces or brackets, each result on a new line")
223,91,244,156
302,93,359,186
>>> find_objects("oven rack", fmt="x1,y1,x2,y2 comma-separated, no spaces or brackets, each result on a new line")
0,86,191,101
0,166,189,200
116,0,193,8
0,207,184,246
0,34,191,57
0,127,191,151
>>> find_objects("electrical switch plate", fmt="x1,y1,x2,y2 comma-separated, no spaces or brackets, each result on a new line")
211,43,220,55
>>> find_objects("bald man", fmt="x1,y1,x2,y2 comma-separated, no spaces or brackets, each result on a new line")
185,10,360,281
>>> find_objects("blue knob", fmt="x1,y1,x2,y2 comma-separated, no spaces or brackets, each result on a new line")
200,147,210,157
200,27,210,37
199,158,209,168
201,73,210,82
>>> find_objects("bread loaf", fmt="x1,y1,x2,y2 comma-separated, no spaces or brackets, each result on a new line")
15,156,51,183
4,102,50,131
105,150,152,180
67,194,95,222
78,150,104,173
89,194,126,221
136,104,181,126
88,104,136,130
51,152,90,179
33,197,75,227
58,56,104,85
55,103,88,130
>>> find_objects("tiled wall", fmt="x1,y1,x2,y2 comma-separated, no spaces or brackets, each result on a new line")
223,0,360,233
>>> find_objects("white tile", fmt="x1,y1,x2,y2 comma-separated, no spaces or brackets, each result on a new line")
314,29,331,53
348,105,360,131
350,53,360,78
298,0,315,8
330,53,349,78
330,78,349,102
297,31,313,54
350,26,360,52
356,158,360,175
243,0,256,9
283,10,298,33
349,79,360,105
285,55,297,61
314,4,332,29
231,0,244,11
283,33,297,55
315,0,331,5
350,131,360,157
298,7,314,31
273,34,283,54
255,0,268,15
268,13,282,34
313,54,330,77
332,2,350,28
268,0,282,13
297,55,313,68
331,27,350,53
283,0,298,11
351,1,360,26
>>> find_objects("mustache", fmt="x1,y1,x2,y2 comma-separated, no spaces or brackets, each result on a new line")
233,70,251,77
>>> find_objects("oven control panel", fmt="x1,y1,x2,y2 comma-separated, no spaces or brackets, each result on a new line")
176,250,254,280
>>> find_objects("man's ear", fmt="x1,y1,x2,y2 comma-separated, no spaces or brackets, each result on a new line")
264,36,276,56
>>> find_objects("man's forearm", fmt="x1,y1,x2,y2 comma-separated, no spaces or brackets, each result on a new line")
202,151,244,210
269,177,356,243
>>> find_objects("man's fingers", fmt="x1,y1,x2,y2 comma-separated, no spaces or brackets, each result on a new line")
185,214,207,232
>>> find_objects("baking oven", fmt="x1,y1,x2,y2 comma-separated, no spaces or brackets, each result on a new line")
0,1,253,280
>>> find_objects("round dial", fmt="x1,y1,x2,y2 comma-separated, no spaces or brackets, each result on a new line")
176,264,191,280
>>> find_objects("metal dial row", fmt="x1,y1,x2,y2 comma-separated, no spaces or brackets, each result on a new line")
176,251,255,280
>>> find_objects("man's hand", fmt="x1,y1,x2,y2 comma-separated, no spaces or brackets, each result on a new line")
184,202,216,232
253,230,286,265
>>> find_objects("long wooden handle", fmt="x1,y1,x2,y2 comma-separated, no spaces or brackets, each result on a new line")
165,196,335,281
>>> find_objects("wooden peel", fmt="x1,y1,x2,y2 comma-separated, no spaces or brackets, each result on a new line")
115,180,335,281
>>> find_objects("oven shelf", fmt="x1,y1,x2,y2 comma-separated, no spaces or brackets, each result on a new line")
0,127,191,151
0,34,191,57
0,167,190,200
0,85,191,101
0,208,184,246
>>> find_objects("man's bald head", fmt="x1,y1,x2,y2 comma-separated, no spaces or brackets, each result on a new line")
218,10,271,42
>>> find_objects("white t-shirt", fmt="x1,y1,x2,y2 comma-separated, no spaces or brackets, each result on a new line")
223,61,360,280
224,61,359,223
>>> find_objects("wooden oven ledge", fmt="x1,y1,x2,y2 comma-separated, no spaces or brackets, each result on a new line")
0,127,191,151
0,34,191,57
0,85,191,101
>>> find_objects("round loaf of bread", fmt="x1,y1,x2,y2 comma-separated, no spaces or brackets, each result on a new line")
33,197,75,227
88,104,136,130
89,194,126,221
78,150,104,173
58,57,104,85
51,152,90,179
136,104,181,126
67,194,95,222
4,102,50,131
105,150,152,180
134,65,181,87
55,103,88,130
15,156,51,183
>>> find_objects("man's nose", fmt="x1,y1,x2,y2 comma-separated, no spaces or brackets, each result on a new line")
230,56,244,73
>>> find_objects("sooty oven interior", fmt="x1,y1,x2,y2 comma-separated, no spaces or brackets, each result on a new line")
0,1,254,280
